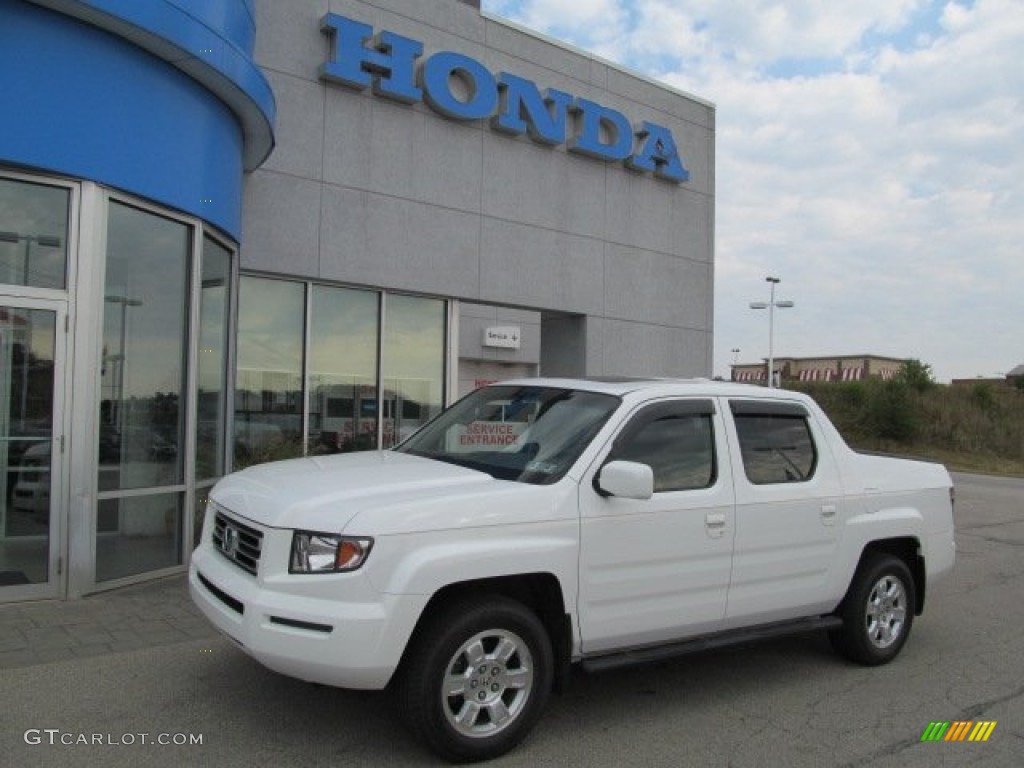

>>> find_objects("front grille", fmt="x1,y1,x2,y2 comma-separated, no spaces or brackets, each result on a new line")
212,511,263,575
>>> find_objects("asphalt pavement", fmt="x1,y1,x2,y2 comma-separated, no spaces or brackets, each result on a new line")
1,472,1021,767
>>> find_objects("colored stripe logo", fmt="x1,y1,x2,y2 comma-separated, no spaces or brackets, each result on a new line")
920,721,997,742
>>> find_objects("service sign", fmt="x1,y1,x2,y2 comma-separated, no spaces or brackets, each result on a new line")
483,326,521,349
319,14,689,183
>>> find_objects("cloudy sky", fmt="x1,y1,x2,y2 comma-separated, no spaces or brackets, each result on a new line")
482,0,1022,382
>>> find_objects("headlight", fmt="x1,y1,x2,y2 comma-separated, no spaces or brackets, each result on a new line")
289,532,373,574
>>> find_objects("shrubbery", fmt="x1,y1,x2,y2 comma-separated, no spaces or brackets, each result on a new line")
790,362,1024,475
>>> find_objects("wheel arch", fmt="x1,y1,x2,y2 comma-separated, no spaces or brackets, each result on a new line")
396,573,573,693
851,537,926,615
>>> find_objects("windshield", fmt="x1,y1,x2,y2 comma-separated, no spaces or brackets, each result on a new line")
395,385,621,484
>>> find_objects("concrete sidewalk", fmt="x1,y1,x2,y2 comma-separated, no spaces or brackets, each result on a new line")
0,574,215,669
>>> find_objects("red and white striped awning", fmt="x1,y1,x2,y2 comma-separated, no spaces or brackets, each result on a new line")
733,370,766,382
840,367,864,381
797,369,836,382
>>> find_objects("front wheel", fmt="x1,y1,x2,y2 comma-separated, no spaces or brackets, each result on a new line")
395,596,553,762
830,554,916,666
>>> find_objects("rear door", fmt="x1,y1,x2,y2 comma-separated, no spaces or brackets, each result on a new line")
578,398,736,653
721,398,844,628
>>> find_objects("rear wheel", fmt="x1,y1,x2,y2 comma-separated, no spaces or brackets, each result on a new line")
830,554,916,665
395,596,553,762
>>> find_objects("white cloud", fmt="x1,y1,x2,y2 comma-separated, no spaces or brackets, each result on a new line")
483,0,1024,380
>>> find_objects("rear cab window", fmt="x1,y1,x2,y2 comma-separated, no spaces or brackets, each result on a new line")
729,400,817,485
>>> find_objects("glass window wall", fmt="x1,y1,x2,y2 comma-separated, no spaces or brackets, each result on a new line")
309,285,379,454
234,277,305,468
196,237,232,480
382,295,446,448
96,201,195,583
99,202,190,492
233,279,448,466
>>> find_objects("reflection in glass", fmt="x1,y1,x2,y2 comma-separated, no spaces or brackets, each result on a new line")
99,203,190,491
196,238,232,479
234,277,304,468
0,308,56,584
308,286,379,454
382,295,445,448
95,492,183,582
0,177,69,290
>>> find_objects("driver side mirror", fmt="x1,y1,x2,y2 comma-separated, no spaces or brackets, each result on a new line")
596,460,654,500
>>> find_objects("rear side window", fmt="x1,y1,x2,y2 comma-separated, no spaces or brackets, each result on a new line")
610,401,716,492
731,401,817,484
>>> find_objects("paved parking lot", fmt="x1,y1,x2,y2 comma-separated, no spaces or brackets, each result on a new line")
1,472,1021,767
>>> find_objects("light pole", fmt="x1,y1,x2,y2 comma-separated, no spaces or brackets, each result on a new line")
749,276,794,388
104,295,143,429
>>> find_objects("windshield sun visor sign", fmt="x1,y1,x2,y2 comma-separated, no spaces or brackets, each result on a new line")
319,14,689,184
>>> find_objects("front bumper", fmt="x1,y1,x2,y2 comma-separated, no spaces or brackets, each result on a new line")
189,544,427,689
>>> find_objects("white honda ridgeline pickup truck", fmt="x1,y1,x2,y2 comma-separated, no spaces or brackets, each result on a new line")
190,378,955,762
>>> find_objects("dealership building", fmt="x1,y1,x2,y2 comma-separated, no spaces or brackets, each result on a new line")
0,0,715,600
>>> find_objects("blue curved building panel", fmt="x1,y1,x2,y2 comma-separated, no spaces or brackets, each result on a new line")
0,0,276,239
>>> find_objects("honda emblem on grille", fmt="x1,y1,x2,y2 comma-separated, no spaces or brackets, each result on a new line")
220,524,239,557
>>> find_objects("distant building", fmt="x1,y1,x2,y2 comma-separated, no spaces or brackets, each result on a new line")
951,364,1024,388
732,355,907,385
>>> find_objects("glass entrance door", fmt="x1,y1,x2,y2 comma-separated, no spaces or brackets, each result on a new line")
0,299,65,599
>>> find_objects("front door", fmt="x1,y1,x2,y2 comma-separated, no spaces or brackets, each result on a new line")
578,399,735,654
0,298,66,600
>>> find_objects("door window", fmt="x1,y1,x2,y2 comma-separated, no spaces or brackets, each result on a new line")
730,401,817,484
609,401,717,492
0,306,57,586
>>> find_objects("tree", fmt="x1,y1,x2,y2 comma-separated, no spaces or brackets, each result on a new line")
896,359,935,393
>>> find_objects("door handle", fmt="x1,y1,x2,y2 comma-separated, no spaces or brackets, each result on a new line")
705,512,726,527
821,504,837,525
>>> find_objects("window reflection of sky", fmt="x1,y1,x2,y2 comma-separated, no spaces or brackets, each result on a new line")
311,284,378,377
385,294,445,414
0,178,69,290
237,277,303,374
102,202,189,400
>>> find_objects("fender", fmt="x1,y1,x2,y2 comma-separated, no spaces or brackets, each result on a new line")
363,523,580,606
825,506,924,603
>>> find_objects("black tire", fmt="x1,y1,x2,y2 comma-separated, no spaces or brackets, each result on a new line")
395,596,554,763
830,554,916,666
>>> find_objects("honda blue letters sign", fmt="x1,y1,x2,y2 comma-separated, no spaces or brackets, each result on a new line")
320,14,689,184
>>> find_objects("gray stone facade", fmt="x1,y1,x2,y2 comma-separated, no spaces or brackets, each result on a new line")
246,0,715,379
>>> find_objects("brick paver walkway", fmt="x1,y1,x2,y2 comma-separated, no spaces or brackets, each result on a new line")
0,574,215,668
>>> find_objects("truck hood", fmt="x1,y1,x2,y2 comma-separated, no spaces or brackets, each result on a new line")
211,451,498,532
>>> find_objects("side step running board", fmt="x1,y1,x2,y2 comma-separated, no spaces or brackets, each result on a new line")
580,615,843,673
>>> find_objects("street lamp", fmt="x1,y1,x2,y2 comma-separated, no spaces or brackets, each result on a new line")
749,276,794,388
